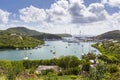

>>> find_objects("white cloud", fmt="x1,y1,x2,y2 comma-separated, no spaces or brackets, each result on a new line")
46,0,71,23
69,0,84,4
19,0,71,24
102,0,120,8
19,1,109,24
19,5,47,23
69,0,88,23
88,3,109,21
69,2,108,23
112,11,120,23
0,9,10,24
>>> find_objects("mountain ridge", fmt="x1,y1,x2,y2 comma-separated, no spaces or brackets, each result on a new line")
0,27,62,40
96,30,120,39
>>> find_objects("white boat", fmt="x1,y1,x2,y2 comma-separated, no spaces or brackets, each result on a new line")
67,38,79,43
16,48,19,50
62,37,79,43
24,56,28,60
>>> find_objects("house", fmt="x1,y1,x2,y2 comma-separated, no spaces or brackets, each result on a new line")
35,65,60,74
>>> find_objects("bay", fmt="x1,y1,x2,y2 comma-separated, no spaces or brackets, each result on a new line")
0,41,100,60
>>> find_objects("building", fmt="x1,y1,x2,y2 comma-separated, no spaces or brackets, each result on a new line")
35,65,60,74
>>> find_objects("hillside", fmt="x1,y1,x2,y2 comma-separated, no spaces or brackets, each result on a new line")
32,34,61,40
55,33,72,37
96,30,120,39
0,34,44,49
0,27,62,40
0,27,42,36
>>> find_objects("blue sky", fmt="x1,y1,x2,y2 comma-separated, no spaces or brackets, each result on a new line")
0,0,120,35
0,0,55,13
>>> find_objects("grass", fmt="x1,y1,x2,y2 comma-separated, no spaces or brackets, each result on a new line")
39,75,82,80
0,75,82,80
0,76,6,80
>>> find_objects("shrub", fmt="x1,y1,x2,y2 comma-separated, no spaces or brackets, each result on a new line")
70,75,77,80
107,64,119,73
82,60,90,72
41,69,55,75
62,67,80,75
57,56,80,69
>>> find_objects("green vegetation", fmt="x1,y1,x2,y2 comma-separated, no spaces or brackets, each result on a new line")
55,33,72,37
96,30,120,39
1,27,43,36
91,40,120,80
92,41,120,63
0,34,44,49
0,27,62,40
0,56,82,80
0,53,119,80
32,33,61,40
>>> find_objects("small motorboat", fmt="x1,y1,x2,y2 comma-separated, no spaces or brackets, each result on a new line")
23,56,28,60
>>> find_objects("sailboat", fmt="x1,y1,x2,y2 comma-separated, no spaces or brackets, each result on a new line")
24,56,28,60
23,48,29,60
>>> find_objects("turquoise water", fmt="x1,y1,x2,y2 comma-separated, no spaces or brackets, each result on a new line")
0,41,100,60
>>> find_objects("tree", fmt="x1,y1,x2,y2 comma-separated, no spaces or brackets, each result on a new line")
57,56,80,69
86,60,108,80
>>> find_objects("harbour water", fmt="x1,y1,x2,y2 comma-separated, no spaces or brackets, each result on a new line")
0,41,100,60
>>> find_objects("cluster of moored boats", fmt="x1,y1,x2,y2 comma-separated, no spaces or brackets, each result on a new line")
21,37,97,60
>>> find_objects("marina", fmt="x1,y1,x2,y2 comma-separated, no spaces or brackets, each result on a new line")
0,40,100,60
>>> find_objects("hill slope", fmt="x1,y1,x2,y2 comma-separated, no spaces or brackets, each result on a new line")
0,34,44,49
0,27,42,36
55,33,72,37
0,27,62,40
96,30,120,39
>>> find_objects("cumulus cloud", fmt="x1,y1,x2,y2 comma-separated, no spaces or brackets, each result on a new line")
88,3,109,21
19,5,47,23
46,0,71,23
69,0,90,23
112,12,120,22
110,11,120,29
69,0,84,4
19,0,109,24
102,0,120,8
19,0,70,24
0,9,10,24
69,2,108,23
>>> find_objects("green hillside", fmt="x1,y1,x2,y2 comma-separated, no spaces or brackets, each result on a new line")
32,33,61,40
96,30,120,39
0,27,42,36
0,34,44,49
55,33,72,37
0,27,62,40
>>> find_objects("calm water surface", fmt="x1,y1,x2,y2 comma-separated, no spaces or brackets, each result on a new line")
0,41,100,60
